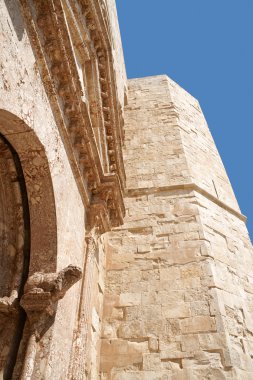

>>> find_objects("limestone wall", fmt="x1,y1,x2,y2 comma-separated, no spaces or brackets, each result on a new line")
169,78,240,211
1,0,252,378
0,0,126,377
101,76,253,379
0,2,84,378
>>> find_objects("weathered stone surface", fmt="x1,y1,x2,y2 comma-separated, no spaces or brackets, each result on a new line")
101,77,253,379
0,1,252,379
0,0,125,378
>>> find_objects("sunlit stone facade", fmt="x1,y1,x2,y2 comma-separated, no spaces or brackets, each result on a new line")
0,1,252,379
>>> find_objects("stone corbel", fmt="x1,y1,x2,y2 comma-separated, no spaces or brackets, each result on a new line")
19,265,82,379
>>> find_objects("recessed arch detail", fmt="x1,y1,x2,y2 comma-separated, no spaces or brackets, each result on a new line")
0,109,58,274
0,109,59,377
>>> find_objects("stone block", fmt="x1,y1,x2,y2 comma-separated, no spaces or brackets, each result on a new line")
148,336,159,352
142,353,161,371
180,316,216,334
119,292,142,307
137,244,151,253
118,321,146,339
181,334,200,352
162,303,191,319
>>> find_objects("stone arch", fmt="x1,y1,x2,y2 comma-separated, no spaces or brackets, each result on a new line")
0,109,57,275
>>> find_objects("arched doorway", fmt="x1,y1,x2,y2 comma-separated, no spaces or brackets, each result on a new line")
0,109,58,273
0,110,58,378
0,133,30,379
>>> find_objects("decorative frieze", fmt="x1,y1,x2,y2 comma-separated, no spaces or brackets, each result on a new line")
20,0,125,231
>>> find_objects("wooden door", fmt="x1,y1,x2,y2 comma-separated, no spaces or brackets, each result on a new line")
0,134,30,379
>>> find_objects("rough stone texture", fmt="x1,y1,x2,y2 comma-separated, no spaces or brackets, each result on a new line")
0,1,252,379
0,0,125,378
0,2,85,377
101,77,253,379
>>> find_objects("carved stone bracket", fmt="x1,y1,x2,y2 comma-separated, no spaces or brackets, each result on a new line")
20,265,82,335
19,265,82,379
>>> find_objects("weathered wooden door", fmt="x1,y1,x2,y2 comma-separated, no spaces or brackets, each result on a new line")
0,134,30,379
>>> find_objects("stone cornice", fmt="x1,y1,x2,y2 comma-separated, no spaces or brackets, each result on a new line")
20,0,125,230
126,183,247,222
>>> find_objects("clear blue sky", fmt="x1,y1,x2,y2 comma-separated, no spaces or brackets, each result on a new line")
116,0,253,241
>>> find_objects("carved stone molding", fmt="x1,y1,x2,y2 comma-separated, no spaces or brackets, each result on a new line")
20,0,125,231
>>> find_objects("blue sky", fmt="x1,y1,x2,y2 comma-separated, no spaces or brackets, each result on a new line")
116,0,253,241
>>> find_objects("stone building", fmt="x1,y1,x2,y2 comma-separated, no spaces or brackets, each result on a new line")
0,0,252,379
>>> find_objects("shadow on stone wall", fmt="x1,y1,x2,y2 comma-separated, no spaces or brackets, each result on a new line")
4,0,25,41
